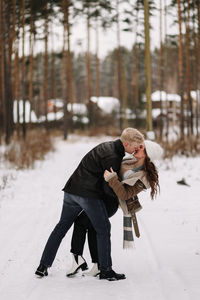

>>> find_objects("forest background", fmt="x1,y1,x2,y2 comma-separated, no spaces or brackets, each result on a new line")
0,0,200,169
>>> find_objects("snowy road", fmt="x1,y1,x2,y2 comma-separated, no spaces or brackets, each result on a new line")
0,136,200,300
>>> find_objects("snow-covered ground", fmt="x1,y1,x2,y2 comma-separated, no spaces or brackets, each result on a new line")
0,136,200,300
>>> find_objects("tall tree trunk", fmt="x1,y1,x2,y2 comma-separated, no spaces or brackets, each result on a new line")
14,42,20,134
132,44,139,109
43,3,48,130
192,3,198,138
62,0,69,140
164,0,169,140
116,0,123,129
29,2,34,124
159,0,164,139
66,0,74,131
121,62,128,129
11,0,16,94
0,0,5,142
132,6,139,110
51,28,57,121
36,55,42,119
144,0,153,134
177,0,185,138
185,0,193,135
95,16,100,98
12,0,20,135
21,0,26,139
86,2,93,127
9,0,15,137
4,0,13,143
197,0,200,138
92,15,100,129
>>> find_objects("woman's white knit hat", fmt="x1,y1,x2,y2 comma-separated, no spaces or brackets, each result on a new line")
144,140,163,162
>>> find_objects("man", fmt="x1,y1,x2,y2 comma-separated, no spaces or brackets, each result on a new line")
35,128,144,281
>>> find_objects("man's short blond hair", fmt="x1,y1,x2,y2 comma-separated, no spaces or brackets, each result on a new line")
120,127,144,146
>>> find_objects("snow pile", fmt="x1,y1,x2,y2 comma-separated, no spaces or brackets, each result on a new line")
150,91,181,102
91,96,120,114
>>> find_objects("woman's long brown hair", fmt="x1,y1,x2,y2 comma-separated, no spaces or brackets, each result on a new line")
143,154,160,199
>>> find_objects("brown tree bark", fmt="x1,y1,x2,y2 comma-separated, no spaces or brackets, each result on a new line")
116,0,126,129
144,0,152,133
43,2,49,129
86,1,94,127
66,0,74,116
14,43,20,133
164,0,169,140
62,0,69,140
192,3,198,138
29,2,34,124
132,5,139,110
184,0,193,135
12,0,20,135
51,29,57,121
177,0,185,138
4,0,13,143
95,17,100,98
0,0,5,142
197,0,200,137
21,0,26,139
132,44,139,109
159,0,164,139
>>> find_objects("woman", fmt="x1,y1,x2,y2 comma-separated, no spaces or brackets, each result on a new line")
66,139,163,277
104,140,163,249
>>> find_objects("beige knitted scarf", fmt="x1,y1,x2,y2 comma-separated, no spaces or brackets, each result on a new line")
119,156,150,249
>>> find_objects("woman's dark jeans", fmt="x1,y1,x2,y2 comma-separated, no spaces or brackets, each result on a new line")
71,197,118,263
40,192,115,271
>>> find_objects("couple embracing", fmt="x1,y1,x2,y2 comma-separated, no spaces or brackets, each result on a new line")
35,128,163,281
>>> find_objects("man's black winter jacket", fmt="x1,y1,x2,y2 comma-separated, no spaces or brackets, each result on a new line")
63,139,125,199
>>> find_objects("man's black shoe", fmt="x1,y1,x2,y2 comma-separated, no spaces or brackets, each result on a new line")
99,269,126,281
35,264,48,277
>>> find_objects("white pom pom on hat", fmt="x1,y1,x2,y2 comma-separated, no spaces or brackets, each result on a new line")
144,140,163,162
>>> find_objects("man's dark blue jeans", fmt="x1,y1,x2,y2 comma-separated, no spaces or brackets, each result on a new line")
40,192,112,271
